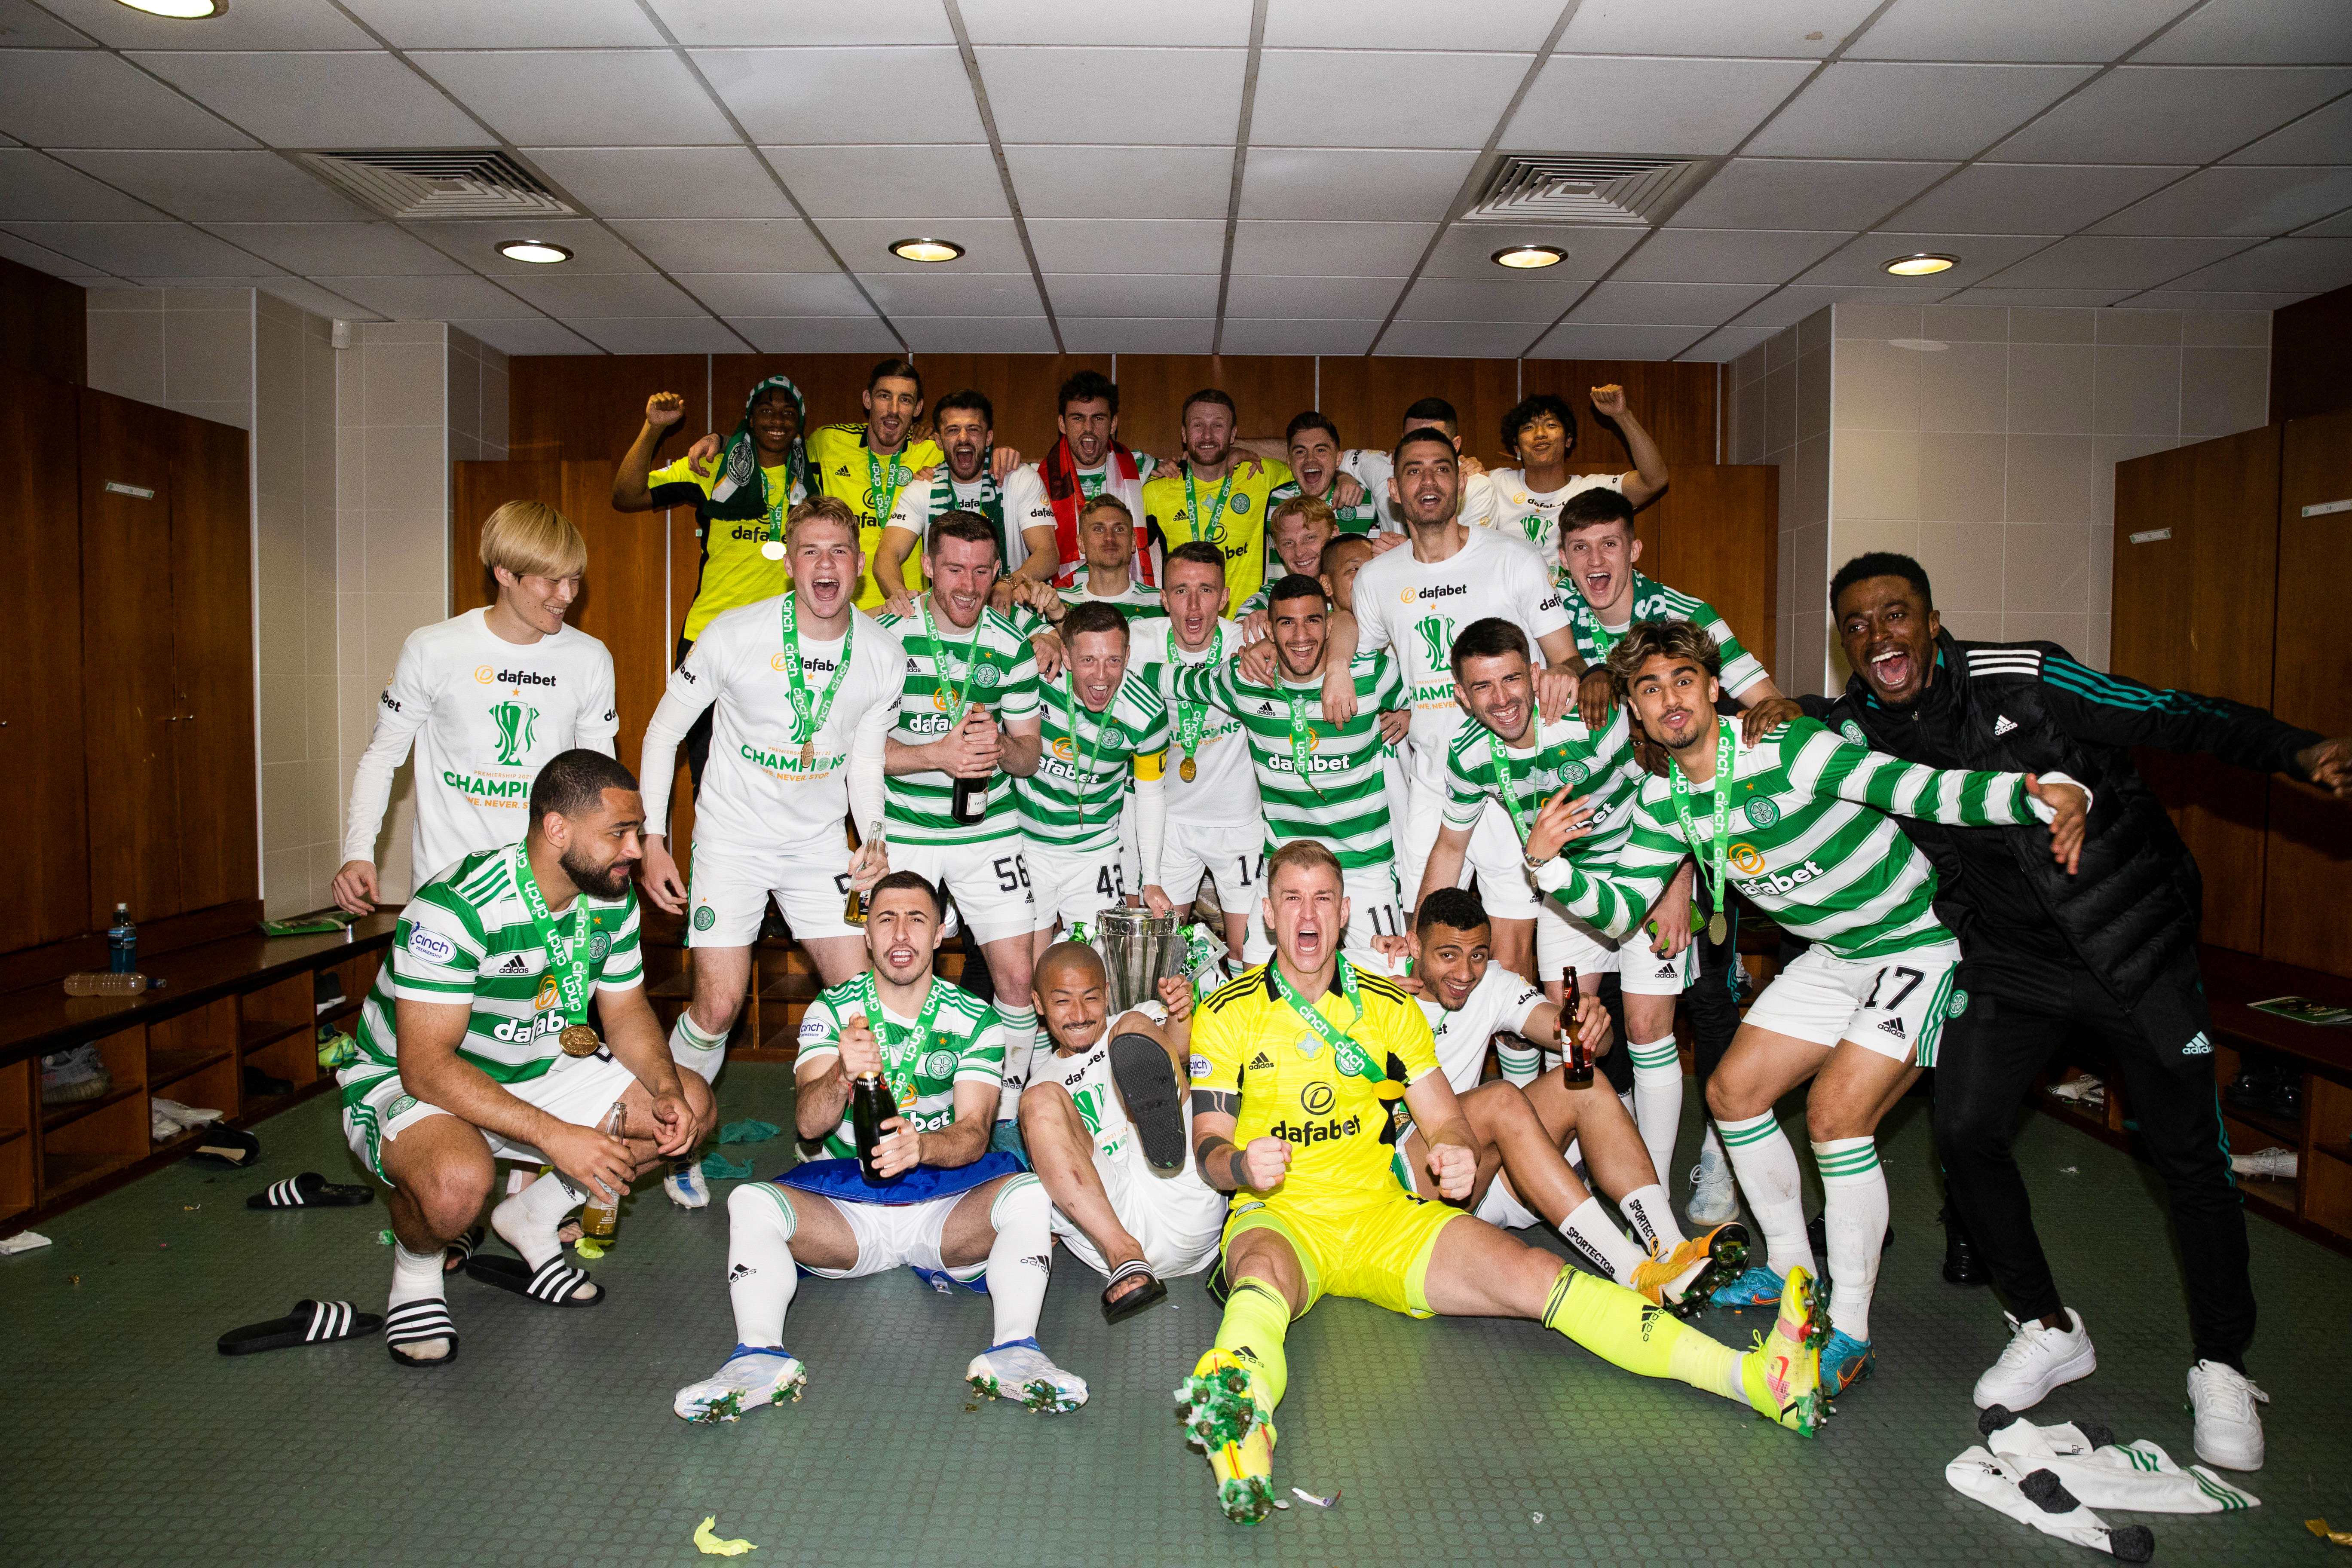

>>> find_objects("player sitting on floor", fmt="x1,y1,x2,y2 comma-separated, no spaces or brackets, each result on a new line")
672,870,1084,1422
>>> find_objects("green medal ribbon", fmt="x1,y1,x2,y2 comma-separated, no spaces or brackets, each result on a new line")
919,595,989,729
1269,958,1384,1086
1485,732,1534,845
1183,461,1239,545
1668,717,1737,918
1174,627,1225,772
778,590,854,752
511,841,592,1026
1059,674,1109,833
865,447,911,530
1283,685,1330,802
851,972,948,1118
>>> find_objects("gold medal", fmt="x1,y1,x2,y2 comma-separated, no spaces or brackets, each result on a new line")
559,1024,601,1058
761,539,785,560
1708,911,1728,945
1179,755,1197,783
799,740,816,767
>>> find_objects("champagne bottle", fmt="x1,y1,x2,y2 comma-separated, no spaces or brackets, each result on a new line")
851,1072,895,1187
579,1102,627,1246
951,703,993,824
1559,967,1592,1088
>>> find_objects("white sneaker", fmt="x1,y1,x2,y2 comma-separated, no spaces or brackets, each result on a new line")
673,1345,806,1423
2230,1146,2297,1179
1972,1310,2098,1411
966,1336,1088,1414
1687,1147,1738,1226
664,1160,710,1209
2187,1359,2268,1471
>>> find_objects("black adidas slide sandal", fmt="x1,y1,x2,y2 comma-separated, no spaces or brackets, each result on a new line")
187,1128,261,1170
247,1171,374,1209
1108,1032,1185,1172
464,1252,605,1308
443,1224,484,1274
217,1298,382,1355
1102,1258,1166,1324
384,1297,459,1368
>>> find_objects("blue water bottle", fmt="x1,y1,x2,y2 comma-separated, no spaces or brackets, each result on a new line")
107,902,137,974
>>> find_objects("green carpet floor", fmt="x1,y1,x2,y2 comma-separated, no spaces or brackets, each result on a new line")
2,1069,2344,1567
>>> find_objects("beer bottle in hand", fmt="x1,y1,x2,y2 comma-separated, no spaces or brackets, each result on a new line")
579,1102,627,1246
1559,967,1593,1088
851,1072,895,1186
842,824,867,928
951,704,992,825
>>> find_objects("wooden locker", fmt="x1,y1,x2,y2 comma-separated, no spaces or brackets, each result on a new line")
166,408,255,913
2264,408,2352,977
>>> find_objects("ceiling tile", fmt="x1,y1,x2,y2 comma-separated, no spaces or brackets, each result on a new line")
1265,0,1562,51
1375,319,1542,357
1,220,280,276
1005,146,1230,218
129,51,491,149
1505,57,1816,156
1239,148,1478,222
818,215,1029,272
41,0,373,49
0,150,164,221
893,315,1060,352
1217,318,1382,355
2302,209,2352,238
0,0,100,48
52,150,360,221
1527,323,1709,360
693,48,983,143
0,50,251,148
2127,288,2311,309
202,221,465,276
1848,0,2185,61
1732,282,1948,327
1396,275,1596,323
314,274,543,318
1230,220,1436,276
2135,0,2352,63
404,217,652,275
1937,286,2136,306
2226,95,2352,163
1679,325,1783,361
1026,217,1226,273
1251,51,1531,150
610,217,839,272
571,317,745,354
1054,318,1214,353
2089,165,2352,236
1987,234,2256,288
1612,228,1851,283
1224,275,1406,318
1568,279,1774,325
1042,272,1222,315
343,0,665,47
671,271,873,315
1749,64,2095,159
1667,159,1957,230
981,48,1243,145
1418,223,1644,279
959,0,1254,45
764,144,1009,218
528,147,797,219
412,51,737,147
0,227,107,278
500,271,710,317
2162,236,2352,293
1889,162,2192,232
648,0,956,46
1990,66,2352,164
1559,0,1882,56
256,275,385,318
447,316,600,355
857,271,1044,317
1796,232,2056,286
726,315,899,352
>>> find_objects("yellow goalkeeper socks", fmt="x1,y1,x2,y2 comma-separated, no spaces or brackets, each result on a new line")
1210,1276,1293,1412
1540,1266,1745,1403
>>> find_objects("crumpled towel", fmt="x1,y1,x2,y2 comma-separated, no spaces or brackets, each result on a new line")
1985,1412,2260,1513
1946,1446,2153,1561
693,1516,756,1556
699,1152,756,1181
716,1120,781,1145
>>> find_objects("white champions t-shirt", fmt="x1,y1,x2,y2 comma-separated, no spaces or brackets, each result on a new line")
1351,527,1571,794
1485,469,1623,564
1029,1002,1219,1184
1128,617,1259,831
1340,447,1498,533
343,609,619,884
1418,962,1548,1094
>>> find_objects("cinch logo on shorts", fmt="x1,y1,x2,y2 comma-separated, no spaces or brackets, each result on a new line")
407,926,455,963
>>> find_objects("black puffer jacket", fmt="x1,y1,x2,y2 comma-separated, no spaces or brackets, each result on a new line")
1806,631,2318,1005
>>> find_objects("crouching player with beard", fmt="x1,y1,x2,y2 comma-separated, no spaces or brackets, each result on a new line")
671,871,1084,1423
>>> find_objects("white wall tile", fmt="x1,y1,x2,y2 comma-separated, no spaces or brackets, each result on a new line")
2091,343,2182,437
2179,344,2270,438
1830,337,1919,432
1917,341,2008,434
1830,428,1919,521
2004,433,2096,525
2006,342,2094,435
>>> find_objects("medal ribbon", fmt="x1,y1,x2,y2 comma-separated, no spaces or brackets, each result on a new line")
1174,626,1224,772
1667,717,1737,916
866,447,910,531
1183,461,1239,545
1270,958,1384,1086
1283,686,1330,802
1059,674,1109,833
919,594,990,729
778,590,855,749
851,972,947,1116
511,842,592,1026
1485,732,1534,845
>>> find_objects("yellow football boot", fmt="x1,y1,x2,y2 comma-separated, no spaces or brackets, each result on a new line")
1176,1349,1278,1523
1740,1264,1830,1437
1632,1222,1750,1317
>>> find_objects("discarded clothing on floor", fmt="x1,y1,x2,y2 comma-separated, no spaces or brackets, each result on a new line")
1984,1410,2260,1514
716,1119,781,1145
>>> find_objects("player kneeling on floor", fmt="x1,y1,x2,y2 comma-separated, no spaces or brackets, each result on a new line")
674,871,1083,1423
339,749,716,1368
1021,942,1228,1323
1178,841,1829,1526
1376,888,1745,1313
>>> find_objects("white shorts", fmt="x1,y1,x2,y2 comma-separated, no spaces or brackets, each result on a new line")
1239,862,1406,968
888,836,1036,948
1475,1173,1541,1231
1741,940,1962,1067
1028,838,1130,934
686,836,858,948
1403,781,1533,919
1049,1137,1227,1279
1161,817,1263,916
1534,893,1694,996
800,1189,965,1281
342,1048,637,1183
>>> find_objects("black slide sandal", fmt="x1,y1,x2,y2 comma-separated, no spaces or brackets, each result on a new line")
247,1171,374,1209
1108,1032,1185,1172
383,1298,459,1368
1102,1258,1166,1323
217,1298,382,1355
443,1224,484,1274
465,1252,605,1307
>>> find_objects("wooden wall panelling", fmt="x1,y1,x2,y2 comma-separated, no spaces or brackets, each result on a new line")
1516,360,1719,469
560,460,670,780
2111,426,2282,956
2269,281,2352,425
450,459,563,613
0,255,86,387
0,365,89,952
1638,464,1780,677
2263,408,2352,977
167,410,256,913
1107,356,1319,465
1315,358,1522,471
507,353,708,466
897,353,1113,459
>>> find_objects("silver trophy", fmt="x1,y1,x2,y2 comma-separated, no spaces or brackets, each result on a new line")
1087,908,1186,1014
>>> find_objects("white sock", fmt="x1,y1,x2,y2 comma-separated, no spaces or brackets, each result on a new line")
1558,1195,1651,1287
493,1170,586,1271
669,1012,728,1086
1717,1112,1815,1279
388,1242,450,1359
1627,1035,1684,1188
995,1004,1038,1125
980,1173,1053,1345
726,1182,800,1348
1813,1136,1888,1343
1946,1447,2148,1559
1618,1182,1685,1255
1496,1034,1542,1085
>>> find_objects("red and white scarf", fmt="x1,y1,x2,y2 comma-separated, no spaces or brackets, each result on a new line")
1043,438,1149,587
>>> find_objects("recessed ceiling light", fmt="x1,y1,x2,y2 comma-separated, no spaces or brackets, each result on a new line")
1883,252,1958,277
498,240,572,265
115,0,223,15
1491,245,1567,270
890,237,965,263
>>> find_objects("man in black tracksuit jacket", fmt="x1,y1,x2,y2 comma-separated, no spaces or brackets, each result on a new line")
1781,551,2349,1473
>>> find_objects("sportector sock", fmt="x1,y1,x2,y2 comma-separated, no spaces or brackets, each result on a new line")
1718,1111,1816,1279
387,1242,451,1361
1558,1196,1651,1288
725,1182,800,1348
1813,1136,1888,1343
1617,1182,1686,1256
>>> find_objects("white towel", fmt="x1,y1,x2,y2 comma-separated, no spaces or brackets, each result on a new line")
1986,1415,2260,1514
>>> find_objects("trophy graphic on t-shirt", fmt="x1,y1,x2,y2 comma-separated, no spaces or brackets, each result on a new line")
491,698,539,767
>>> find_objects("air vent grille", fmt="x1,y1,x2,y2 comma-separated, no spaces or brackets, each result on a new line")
295,150,575,222
1463,155,1704,226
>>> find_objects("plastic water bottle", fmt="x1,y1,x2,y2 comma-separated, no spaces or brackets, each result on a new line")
107,903,137,974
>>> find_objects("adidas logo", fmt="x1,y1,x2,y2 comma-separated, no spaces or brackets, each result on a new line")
1877,1016,1907,1038
2181,1031,2212,1056
1655,962,1679,978
1248,1050,1274,1070
834,464,850,476
1993,714,2019,737
1022,1253,1053,1273
495,954,531,976
1257,701,1275,715
727,1263,753,1283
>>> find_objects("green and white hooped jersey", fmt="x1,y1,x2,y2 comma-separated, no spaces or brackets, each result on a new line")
1058,566,1168,625
1564,570,1769,699
796,978,1004,1160
1443,705,1647,868
887,470,1005,562
1539,718,2050,962
1162,651,1403,871
342,845,643,1107
1017,671,1172,856
877,602,1042,847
